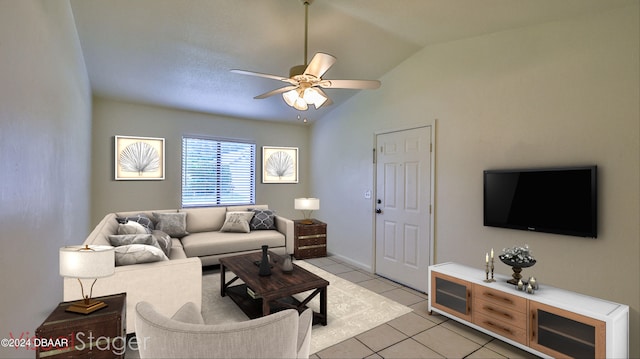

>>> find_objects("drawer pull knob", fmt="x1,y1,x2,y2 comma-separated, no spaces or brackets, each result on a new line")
484,305,513,320
484,320,513,335
297,244,327,250
484,291,513,304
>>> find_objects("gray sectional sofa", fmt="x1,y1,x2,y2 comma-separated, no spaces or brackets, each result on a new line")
63,204,294,334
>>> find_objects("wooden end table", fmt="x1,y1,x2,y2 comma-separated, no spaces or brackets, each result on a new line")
35,293,126,358
293,219,327,259
220,251,329,325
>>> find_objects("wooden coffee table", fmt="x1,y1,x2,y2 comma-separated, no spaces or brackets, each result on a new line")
220,251,329,325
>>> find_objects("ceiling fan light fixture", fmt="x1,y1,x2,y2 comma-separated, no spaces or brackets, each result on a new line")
284,88,309,110
233,0,380,115
303,87,327,108
293,97,308,111
283,86,326,110
282,89,299,107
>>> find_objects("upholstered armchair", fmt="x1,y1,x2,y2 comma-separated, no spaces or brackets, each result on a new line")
135,301,313,359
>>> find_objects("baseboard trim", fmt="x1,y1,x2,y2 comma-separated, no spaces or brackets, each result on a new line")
327,252,372,273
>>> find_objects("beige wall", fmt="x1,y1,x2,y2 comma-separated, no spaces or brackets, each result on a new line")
311,5,639,357
0,1,92,358
90,98,311,225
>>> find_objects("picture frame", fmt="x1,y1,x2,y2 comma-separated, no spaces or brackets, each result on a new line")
262,146,298,183
115,135,165,180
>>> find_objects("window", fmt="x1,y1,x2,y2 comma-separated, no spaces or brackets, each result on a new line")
182,136,255,207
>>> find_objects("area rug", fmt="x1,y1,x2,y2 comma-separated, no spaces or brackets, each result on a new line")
201,260,412,354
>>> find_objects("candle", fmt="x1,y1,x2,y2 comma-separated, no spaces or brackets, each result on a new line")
491,248,494,260
485,253,489,264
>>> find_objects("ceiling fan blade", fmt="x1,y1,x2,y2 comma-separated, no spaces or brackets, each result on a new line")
303,53,336,78
230,69,297,85
318,79,381,90
254,85,299,99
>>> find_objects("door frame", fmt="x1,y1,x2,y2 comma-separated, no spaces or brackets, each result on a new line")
371,120,437,276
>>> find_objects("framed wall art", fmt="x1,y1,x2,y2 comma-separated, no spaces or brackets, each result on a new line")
115,135,165,180
262,146,298,183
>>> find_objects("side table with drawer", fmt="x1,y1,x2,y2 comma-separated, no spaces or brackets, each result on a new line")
35,292,126,358
293,219,327,259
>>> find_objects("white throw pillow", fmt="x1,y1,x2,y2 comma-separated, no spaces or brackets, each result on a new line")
117,221,149,235
220,211,254,233
114,244,168,266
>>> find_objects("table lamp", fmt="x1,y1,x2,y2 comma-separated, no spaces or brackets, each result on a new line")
59,245,115,314
294,198,319,225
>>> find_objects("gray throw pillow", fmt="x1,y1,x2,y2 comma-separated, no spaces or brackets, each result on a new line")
249,208,276,230
220,211,254,233
114,244,168,266
153,212,189,238
151,230,172,257
108,233,157,248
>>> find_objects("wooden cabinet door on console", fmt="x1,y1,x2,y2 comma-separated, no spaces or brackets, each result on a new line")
430,272,472,322
530,301,606,359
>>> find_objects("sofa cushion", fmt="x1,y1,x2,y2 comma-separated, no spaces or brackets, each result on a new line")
114,244,168,266
154,212,189,238
220,211,254,233
249,209,277,230
165,238,186,260
180,207,227,233
181,230,285,258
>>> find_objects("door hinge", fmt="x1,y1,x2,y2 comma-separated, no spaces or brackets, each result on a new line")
430,143,433,153
372,148,376,164
429,205,432,214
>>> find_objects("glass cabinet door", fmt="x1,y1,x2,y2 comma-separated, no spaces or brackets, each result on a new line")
530,301,605,358
431,272,472,321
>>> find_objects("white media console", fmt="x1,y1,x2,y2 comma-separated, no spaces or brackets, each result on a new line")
428,262,628,358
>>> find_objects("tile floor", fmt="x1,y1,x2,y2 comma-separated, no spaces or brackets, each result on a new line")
305,256,540,359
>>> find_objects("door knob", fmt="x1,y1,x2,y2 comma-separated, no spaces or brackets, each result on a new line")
376,209,382,214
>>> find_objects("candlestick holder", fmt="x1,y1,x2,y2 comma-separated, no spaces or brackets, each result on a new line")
489,258,496,282
483,262,491,282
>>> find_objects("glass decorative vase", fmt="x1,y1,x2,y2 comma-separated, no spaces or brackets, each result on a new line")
281,254,293,273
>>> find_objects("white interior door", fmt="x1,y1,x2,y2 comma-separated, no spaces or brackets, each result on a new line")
375,126,431,292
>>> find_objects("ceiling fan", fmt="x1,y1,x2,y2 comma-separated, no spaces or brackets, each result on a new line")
230,0,381,111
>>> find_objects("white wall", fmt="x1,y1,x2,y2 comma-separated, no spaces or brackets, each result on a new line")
90,98,311,225
0,1,92,358
311,5,639,357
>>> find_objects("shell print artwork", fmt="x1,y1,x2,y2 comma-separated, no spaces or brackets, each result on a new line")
265,151,294,178
119,141,160,175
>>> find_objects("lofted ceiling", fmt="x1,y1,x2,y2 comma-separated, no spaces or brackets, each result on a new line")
70,0,634,124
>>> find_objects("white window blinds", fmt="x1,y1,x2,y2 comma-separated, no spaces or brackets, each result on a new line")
182,137,255,207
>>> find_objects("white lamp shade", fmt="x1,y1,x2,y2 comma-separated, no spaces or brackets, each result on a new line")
293,97,308,111
282,89,299,107
60,245,115,279
295,198,320,211
283,88,324,111
303,88,327,108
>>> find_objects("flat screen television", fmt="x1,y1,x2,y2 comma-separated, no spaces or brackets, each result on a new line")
484,166,597,238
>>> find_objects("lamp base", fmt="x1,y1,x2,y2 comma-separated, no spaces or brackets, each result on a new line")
66,299,108,315
299,219,314,225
